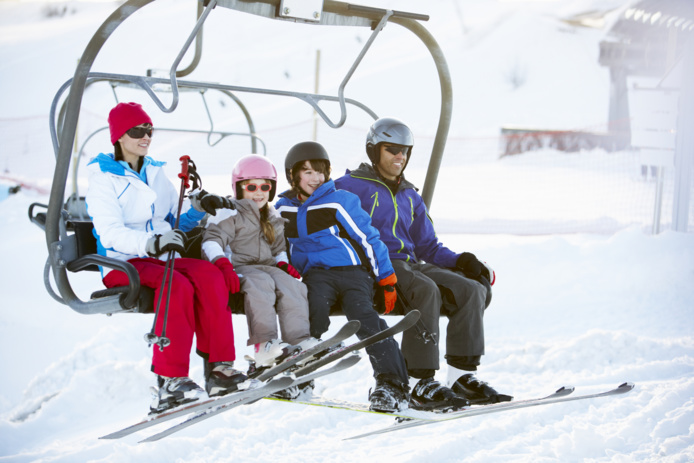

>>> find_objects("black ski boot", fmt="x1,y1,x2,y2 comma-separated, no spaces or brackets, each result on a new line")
411,377,470,411
149,376,205,414
368,375,410,413
451,373,513,404
204,360,250,397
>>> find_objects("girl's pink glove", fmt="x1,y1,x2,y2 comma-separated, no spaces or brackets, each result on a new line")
214,257,241,293
277,261,301,279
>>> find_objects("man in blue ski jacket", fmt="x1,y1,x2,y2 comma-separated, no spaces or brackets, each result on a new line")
335,117,512,407
275,141,414,413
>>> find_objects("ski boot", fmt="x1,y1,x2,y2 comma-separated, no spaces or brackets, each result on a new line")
294,337,322,366
271,379,315,400
254,339,300,367
204,360,252,397
451,373,513,404
411,377,470,411
368,375,410,413
149,376,205,414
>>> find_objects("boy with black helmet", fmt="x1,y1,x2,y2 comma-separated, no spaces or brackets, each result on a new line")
335,117,511,407
275,141,412,413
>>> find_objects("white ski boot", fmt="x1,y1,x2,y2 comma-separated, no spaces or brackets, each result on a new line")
253,339,296,367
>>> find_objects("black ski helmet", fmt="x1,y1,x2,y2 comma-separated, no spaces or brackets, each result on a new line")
365,117,414,166
284,141,331,184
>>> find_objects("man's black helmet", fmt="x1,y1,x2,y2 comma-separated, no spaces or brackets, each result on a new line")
365,117,414,165
284,141,331,184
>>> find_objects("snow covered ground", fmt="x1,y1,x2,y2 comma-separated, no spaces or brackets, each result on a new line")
1,0,693,462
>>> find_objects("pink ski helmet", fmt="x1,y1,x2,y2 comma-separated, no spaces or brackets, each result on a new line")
231,154,278,201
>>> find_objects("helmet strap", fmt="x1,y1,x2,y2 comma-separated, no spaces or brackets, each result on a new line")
296,186,313,202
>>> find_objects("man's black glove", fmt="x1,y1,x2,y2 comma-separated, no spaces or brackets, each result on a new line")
190,190,234,216
456,252,483,279
146,229,187,257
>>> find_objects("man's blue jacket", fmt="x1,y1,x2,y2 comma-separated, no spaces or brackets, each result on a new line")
334,163,459,269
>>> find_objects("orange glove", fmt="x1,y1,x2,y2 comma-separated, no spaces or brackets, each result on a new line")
378,273,398,314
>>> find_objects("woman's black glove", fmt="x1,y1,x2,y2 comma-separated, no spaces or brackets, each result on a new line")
146,229,187,257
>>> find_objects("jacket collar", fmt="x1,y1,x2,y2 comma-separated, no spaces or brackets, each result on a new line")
347,162,418,193
89,152,165,177
278,179,336,205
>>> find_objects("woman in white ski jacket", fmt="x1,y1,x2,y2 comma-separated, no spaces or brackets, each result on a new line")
86,102,248,414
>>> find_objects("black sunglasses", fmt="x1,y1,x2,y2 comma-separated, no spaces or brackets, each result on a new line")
126,126,153,139
242,183,272,192
384,145,408,155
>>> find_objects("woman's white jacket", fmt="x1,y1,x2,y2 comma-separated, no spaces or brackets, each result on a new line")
85,153,204,272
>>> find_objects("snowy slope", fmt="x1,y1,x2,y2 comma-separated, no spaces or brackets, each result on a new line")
1,0,693,462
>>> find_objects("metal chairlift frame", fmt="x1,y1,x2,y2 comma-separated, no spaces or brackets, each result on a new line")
42,0,453,315
65,85,269,200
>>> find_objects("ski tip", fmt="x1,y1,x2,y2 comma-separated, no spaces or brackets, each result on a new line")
617,382,635,392
399,310,420,328
138,435,159,444
340,353,362,367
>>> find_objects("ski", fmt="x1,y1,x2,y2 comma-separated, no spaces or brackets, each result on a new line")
266,394,442,421
251,320,361,382
345,382,635,440
99,377,293,440
268,384,574,422
291,309,421,378
139,354,362,442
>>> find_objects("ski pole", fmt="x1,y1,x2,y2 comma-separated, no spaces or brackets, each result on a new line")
186,159,202,192
394,283,438,345
145,156,191,351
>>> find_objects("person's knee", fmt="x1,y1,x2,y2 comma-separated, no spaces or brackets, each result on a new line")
401,273,439,301
170,271,194,300
467,280,487,307
447,278,486,311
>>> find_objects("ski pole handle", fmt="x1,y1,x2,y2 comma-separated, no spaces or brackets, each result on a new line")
178,155,191,189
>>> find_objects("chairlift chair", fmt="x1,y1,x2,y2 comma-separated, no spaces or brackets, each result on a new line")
34,0,453,318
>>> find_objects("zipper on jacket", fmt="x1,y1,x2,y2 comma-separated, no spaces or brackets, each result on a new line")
409,197,414,223
352,174,406,255
369,192,378,216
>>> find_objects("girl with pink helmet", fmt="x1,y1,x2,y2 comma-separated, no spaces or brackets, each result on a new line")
201,154,317,396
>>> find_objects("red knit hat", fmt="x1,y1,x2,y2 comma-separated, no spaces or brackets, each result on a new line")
108,102,153,144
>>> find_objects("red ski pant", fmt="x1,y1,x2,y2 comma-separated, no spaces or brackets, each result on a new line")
103,257,236,378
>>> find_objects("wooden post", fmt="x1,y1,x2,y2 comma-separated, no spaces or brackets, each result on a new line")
312,49,321,141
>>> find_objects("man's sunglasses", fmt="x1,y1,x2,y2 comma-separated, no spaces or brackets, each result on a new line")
384,145,408,155
242,183,272,192
126,126,153,139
